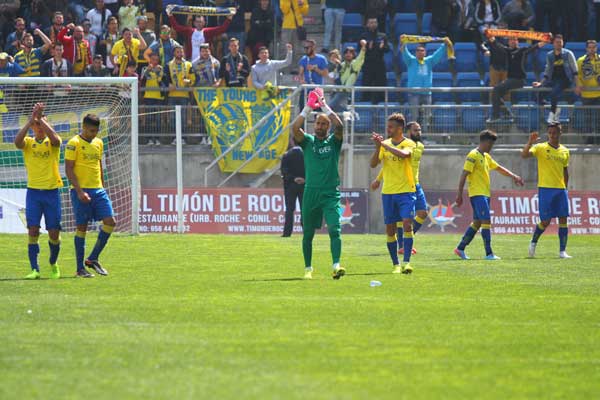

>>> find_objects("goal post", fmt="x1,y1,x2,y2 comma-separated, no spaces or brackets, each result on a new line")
0,77,140,234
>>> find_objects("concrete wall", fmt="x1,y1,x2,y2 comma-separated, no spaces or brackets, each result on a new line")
139,145,600,233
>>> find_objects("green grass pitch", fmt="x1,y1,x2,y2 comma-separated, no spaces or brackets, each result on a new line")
1,233,599,399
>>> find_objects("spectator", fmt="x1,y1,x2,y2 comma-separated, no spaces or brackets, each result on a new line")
45,12,65,44
534,0,560,36
247,0,274,63
533,35,578,123
328,40,367,112
401,35,452,127
141,52,166,145
218,37,250,87
85,54,111,76
118,0,141,31
6,18,27,56
14,30,52,77
298,39,328,85
326,49,342,85
251,43,293,89
360,17,389,104
280,0,309,71
111,27,147,76
87,0,112,37
58,23,93,77
41,43,73,77
97,16,120,72
22,0,51,36
82,19,98,57
483,36,508,91
364,0,388,34
123,60,138,77
192,43,220,87
0,2,22,49
144,25,181,68
136,16,156,73
487,35,544,122
431,0,463,40
166,45,195,144
280,145,304,237
474,0,502,36
221,0,252,58
501,0,534,30
167,9,232,62
322,0,345,53
67,0,87,24
104,0,120,16
575,39,600,142
0,52,25,77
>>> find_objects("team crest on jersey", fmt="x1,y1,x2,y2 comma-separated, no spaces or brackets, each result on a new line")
427,198,462,232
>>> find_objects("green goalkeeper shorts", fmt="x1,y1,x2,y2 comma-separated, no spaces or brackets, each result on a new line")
301,188,341,233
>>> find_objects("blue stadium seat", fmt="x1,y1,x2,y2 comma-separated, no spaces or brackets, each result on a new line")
432,72,454,102
425,42,450,72
432,102,458,133
453,42,477,72
394,13,418,37
462,102,488,133
566,42,587,60
354,102,372,131
515,102,540,132
342,13,364,42
456,72,484,102
421,13,432,35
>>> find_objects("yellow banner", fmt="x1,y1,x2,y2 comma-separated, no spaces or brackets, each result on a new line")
193,88,291,173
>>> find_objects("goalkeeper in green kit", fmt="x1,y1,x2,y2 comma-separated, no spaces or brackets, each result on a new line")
292,88,345,280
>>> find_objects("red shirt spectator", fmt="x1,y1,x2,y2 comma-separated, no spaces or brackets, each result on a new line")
57,24,93,76
168,12,232,61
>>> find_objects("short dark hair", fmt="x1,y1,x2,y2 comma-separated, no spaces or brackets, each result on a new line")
416,44,426,51
200,43,210,50
83,114,100,127
258,46,268,53
229,37,239,43
304,39,316,46
479,129,498,142
406,121,419,130
587,39,597,46
122,27,131,35
343,46,356,55
53,42,63,49
21,33,33,42
388,113,406,128
93,54,103,60
553,34,563,41
548,121,562,132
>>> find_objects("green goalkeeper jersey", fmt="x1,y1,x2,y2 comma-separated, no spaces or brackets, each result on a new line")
299,132,342,190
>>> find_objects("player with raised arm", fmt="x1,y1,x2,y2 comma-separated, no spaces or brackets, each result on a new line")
371,121,428,255
292,88,345,280
14,103,63,279
521,124,572,258
65,114,115,278
454,129,524,260
370,113,417,274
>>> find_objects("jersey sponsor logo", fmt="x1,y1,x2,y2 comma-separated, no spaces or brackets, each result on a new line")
83,152,101,161
316,145,332,155
32,150,50,159
66,145,76,151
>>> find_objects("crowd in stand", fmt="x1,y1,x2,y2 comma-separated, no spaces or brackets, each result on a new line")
0,0,600,144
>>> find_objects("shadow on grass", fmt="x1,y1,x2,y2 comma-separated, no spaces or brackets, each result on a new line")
345,272,394,276
0,276,78,282
243,277,305,282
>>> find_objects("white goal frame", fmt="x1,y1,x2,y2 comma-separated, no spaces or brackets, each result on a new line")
0,77,140,234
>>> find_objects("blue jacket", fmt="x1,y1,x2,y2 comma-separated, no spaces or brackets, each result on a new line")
543,48,578,85
403,43,447,93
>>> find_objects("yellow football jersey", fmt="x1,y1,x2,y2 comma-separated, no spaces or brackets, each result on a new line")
22,136,63,189
411,141,424,184
64,135,104,189
378,137,416,194
530,142,569,189
463,149,498,197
